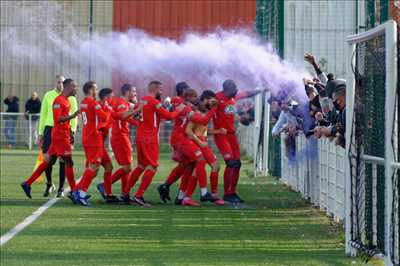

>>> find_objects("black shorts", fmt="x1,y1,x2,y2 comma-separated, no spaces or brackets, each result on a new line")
42,126,53,153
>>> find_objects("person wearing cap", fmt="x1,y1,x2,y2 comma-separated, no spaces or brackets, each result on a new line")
213,79,262,203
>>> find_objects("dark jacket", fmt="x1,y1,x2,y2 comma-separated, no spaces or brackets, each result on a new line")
25,98,41,120
3,97,19,120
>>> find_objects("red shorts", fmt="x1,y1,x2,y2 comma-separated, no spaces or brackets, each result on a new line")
177,138,203,162
84,146,103,165
136,140,159,167
85,148,112,167
111,137,132,165
101,149,112,165
200,145,217,165
47,138,71,157
214,133,240,160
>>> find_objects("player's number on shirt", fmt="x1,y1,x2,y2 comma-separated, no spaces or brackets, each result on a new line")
82,111,88,125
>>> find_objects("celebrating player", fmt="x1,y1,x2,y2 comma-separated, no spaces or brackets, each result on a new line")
21,79,79,198
71,81,110,206
184,90,224,205
157,88,217,204
95,88,120,203
108,84,141,203
124,81,183,206
214,80,262,203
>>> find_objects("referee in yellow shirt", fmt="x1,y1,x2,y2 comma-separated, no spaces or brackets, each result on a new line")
38,75,78,197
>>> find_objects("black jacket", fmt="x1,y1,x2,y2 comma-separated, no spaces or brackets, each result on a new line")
3,97,19,120
25,98,41,120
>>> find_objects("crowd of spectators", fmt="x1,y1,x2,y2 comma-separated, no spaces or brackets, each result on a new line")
271,53,347,160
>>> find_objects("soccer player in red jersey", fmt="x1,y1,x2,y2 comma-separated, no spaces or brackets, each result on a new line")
157,89,217,204
184,90,224,206
213,79,262,203
72,81,110,206
124,80,183,206
109,84,141,204
95,88,121,203
156,82,189,202
21,79,79,198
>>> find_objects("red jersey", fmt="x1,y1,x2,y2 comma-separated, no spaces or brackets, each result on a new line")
170,96,185,135
98,99,113,140
213,91,237,134
136,95,178,143
111,97,137,140
52,95,71,142
213,90,259,133
80,96,108,147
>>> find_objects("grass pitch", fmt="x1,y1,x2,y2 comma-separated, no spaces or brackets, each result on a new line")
0,149,375,266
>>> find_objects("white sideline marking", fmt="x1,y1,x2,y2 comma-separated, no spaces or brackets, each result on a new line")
0,197,60,246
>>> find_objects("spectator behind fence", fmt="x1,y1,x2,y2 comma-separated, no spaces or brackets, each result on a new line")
314,81,346,148
304,53,328,85
3,93,19,148
272,99,300,160
25,91,41,145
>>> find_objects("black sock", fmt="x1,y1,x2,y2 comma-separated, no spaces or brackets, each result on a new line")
58,162,65,191
45,165,53,185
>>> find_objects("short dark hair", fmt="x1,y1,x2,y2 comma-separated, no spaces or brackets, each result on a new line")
63,78,74,87
200,90,216,101
222,79,237,91
175,82,189,96
83,81,96,95
148,80,162,88
120,83,133,95
99,88,113,100
183,88,197,100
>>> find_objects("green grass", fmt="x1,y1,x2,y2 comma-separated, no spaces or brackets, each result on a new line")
0,149,375,265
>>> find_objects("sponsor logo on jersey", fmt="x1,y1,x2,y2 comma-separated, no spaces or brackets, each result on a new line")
95,104,101,110
80,104,88,108
224,105,236,114
53,103,60,109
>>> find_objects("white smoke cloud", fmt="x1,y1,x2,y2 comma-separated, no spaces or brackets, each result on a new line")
1,1,310,101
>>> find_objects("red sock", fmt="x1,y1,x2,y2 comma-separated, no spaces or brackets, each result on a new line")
26,161,49,186
210,171,219,194
125,167,144,194
179,166,194,192
197,161,207,188
135,169,156,197
166,163,185,185
231,167,241,194
103,171,112,195
223,167,234,196
76,168,96,192
120,172,129,195
111,168,126,183
65,165,76,190
185,175,198,197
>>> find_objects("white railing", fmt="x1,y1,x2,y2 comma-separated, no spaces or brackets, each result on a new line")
1,112,40,149
280,134,346,222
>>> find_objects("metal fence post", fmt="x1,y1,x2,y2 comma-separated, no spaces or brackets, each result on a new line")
28,114,32,150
